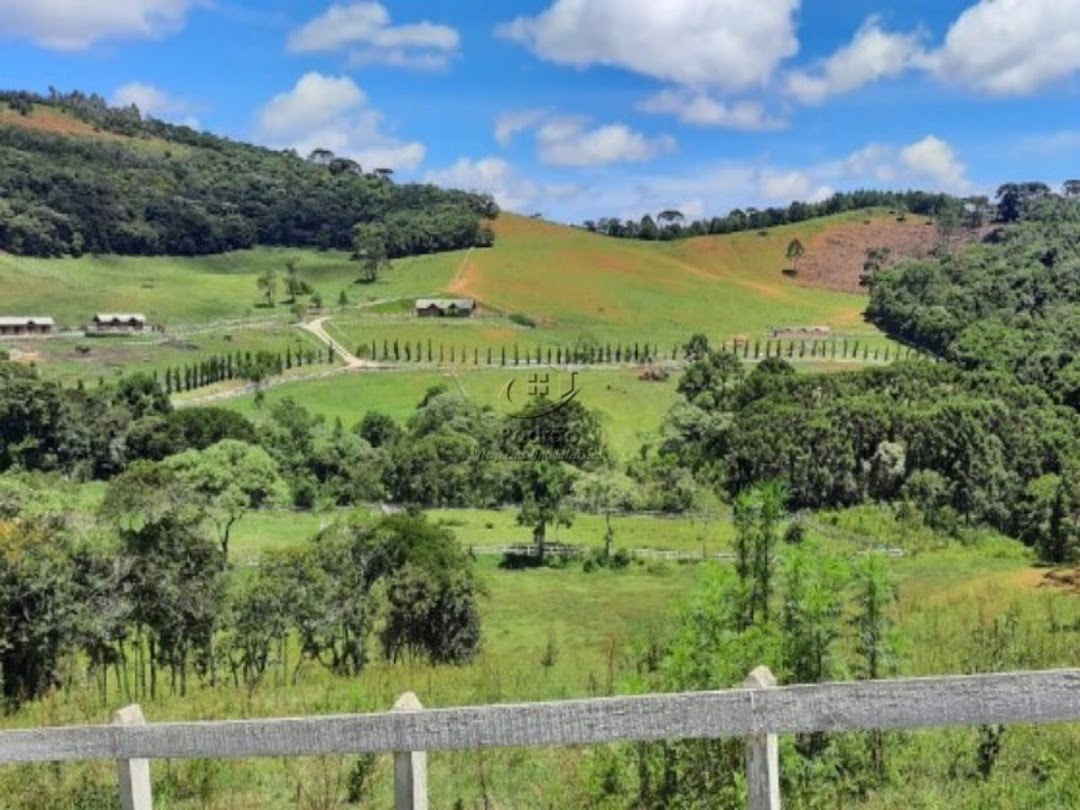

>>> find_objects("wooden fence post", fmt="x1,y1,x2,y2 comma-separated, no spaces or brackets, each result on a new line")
744,666,781,810
393,692,428,810
115,705,153,810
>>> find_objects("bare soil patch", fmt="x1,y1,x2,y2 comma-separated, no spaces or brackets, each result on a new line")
1042,568,1080,595
795,217,982,294
0,108,127,142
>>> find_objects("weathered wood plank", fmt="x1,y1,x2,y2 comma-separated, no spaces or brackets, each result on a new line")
744,667,781,810
393,693,428,810
115,705,153,810
0,670,1075,764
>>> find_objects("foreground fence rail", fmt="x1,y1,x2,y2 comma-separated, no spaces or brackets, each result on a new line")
1,668,1078,809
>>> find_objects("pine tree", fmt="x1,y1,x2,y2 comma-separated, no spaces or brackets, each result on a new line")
853,553,900,776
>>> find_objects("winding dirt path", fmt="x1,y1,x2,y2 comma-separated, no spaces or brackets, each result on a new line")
299,315,381,369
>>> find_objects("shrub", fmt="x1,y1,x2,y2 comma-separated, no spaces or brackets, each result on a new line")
509,312,537,328
784,520,807,545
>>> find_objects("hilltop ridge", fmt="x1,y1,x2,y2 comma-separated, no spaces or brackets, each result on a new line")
0,89,497,259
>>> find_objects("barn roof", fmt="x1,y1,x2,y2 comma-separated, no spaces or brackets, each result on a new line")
93,313,147,323
0,317,55,327
415,299,475,311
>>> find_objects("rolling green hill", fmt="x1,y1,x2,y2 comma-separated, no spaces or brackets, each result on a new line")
0,90,495,258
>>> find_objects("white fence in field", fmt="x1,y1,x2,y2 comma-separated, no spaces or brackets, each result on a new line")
465,545,904,562
1,667,1077,809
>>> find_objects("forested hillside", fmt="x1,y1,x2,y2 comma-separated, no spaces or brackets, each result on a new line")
0,89,498,257
868,194,1080,400
582,187,978,242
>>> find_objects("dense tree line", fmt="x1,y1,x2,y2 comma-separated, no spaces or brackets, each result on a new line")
0,472,481,708
159,344,334,396
0,89,498,257
657,343,1080,563
0,360,612,516
868,193,1080,401
581,188,977,243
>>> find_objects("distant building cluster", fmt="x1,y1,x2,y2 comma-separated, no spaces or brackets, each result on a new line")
0,317,55,337
0,313,153,337
415,298,476,318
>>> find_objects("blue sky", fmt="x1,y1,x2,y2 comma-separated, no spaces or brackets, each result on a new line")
1,0,1078,222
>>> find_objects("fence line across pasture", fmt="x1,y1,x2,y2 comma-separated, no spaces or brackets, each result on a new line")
464,545,904,561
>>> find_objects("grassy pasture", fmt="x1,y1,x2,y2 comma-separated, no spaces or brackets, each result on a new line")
6,323,328,387
3,212,902,392
0,246,463,328
3,504,1078,808
220,366,680,461
450,213,898,347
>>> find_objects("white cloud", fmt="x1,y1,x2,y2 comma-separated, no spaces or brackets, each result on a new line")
424,157,579,213
497,0,800,91
111,82,200,129
490,110,676,167
758,170,832,202
928,0,1080,95
637,89,784,129
814,137,970,192
0,0,201,50
899,135,970,191
494,109,549,147
786,17,926,104
287,3,459,70
255,73,426,172
536,118,676,167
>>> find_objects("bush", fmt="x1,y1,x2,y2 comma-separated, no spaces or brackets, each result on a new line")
509,313,537,328
346,755,379,803
784,520,807,545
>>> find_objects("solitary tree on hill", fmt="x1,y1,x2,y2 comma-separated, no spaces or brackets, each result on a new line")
786,238,805,275
352,223,391,284
256,268,278,307
283,259,312,303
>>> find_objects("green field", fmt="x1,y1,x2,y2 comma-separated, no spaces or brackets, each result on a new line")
6,322,329,387
5,503,1078,809
452,212,895,345
218,366,680,460
2,211,903,395
0,246,463,328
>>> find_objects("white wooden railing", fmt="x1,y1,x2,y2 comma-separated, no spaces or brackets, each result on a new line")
0,667,1078,809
